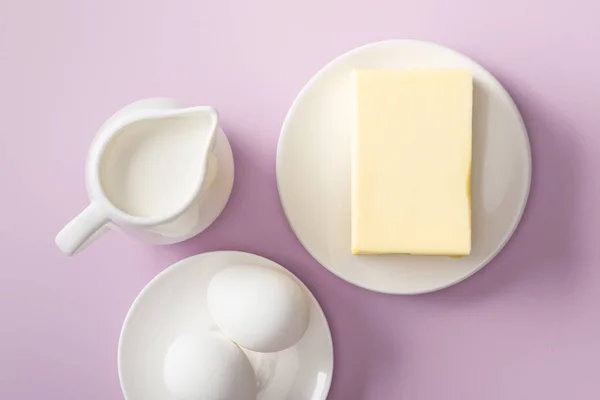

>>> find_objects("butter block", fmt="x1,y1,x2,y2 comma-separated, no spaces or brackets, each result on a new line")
351,69,472,255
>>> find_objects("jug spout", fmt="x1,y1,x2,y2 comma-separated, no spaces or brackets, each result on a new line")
169,106,219,191
153,105,219,157
172,106,220,193
173,105,219,138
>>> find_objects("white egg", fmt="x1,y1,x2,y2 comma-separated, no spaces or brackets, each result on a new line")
207,265,310,353
163,331,257,400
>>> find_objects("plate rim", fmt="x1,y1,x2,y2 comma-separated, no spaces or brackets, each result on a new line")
276,39,532,295
117,250,334,400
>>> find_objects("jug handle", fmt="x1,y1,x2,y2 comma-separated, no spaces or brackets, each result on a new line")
55,202,109,256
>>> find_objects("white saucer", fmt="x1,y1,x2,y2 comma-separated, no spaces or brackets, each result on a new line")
118,251,334,400
277,40,532,294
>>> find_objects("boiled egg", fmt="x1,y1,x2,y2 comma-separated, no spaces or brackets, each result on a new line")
207,265,310,353
163,331,257,400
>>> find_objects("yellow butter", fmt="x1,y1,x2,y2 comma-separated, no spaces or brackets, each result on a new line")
351,69,472,256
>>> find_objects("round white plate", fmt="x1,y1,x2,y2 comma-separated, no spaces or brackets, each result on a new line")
118,251,333,400
277,40,532,294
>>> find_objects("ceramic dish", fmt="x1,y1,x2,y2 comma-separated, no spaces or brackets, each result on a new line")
277,40,531,294
118,251,334,400
56,98,234,255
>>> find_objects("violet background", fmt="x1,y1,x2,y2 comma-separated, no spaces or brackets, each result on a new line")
1,0,599,398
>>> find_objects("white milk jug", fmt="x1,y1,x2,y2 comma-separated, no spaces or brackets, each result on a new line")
56,98,234,256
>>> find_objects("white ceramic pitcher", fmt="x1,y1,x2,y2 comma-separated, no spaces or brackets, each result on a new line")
56,98,235,256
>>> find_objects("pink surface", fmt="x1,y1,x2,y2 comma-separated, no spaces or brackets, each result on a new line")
2,0,600,399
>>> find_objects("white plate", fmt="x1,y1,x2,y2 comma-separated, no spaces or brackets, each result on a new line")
118,251,333,400
277,40,532,294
